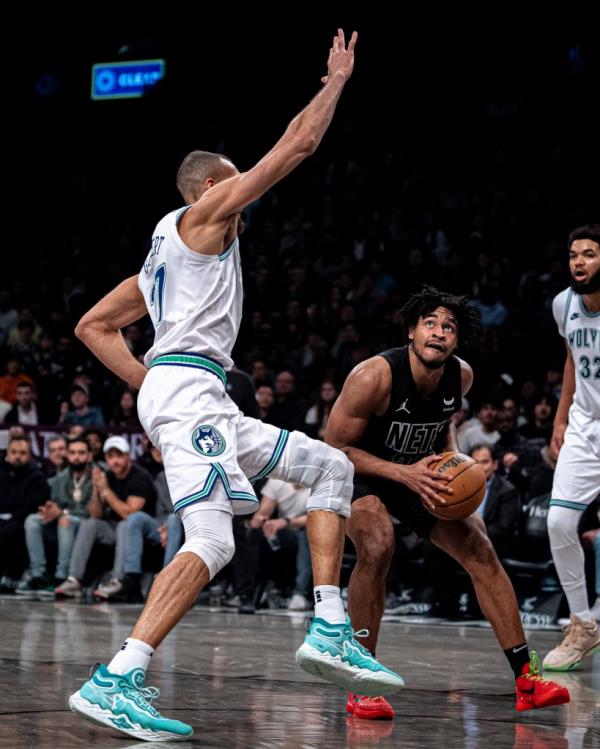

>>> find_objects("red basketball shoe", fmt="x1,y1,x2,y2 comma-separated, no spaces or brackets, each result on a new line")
346,693,395,720
515,651,570,711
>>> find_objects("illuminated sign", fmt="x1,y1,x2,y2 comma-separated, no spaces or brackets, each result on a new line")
91,59,165,100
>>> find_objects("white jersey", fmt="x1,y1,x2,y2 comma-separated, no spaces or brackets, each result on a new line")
552,287,600,422
138,207,243,369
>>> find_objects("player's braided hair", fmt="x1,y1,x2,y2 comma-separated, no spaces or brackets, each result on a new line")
400,285,481,350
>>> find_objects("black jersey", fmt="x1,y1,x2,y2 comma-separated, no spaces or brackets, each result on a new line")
356,345,462,467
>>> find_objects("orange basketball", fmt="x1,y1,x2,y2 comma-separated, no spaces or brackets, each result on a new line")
427,451,486,520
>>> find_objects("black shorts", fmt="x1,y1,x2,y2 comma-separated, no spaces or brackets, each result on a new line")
352,476,437,539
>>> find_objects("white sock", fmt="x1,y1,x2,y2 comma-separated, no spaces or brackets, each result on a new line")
573,609,594,623
314,585,345,624
108,638,154,676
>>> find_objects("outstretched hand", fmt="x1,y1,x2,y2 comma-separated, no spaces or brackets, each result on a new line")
321,28,357,85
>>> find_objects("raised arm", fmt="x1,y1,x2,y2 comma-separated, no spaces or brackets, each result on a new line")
75,276,149,390
184,29,357,236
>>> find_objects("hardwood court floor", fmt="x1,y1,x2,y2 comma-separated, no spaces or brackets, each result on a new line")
0,598,598,748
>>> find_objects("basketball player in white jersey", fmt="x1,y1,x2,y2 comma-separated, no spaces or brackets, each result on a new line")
67,30,403,742
543,224,600,671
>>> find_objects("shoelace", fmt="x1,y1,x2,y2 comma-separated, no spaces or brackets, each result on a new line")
305,618,374,658
521,651,552,684
124,684,161,715
139,685,160,705
354,694,385,703
349,628,374,658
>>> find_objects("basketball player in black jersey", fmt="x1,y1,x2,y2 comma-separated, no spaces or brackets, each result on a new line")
327,286,569,719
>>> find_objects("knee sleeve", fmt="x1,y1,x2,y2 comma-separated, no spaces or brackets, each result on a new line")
272,430,354,518
547,505,581,550
177,507,235,580
547,505,588,612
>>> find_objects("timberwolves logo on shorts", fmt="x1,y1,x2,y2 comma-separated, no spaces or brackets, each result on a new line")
192,425,226,457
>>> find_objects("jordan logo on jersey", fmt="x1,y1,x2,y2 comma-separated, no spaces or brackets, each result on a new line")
192,425,226,457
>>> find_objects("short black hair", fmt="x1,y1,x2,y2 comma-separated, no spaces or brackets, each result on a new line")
8,435,31,448
568,224,600,248
67,437,90,451
400,285,481,349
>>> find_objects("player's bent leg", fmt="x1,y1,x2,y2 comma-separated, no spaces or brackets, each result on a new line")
237,423,404,695
132,506,234,647
70,507,235,741
342,497,397,717
346,495,395,656
431,513,524,648
280,436,403,696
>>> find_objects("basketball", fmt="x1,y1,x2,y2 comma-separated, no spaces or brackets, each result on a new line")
427,451,486,520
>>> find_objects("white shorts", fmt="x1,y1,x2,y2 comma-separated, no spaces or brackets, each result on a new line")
137,354,299,516
551,408,600,512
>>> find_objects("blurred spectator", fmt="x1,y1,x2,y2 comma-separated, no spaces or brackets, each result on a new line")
473,285,508,328
123,325,145,358
255,385,275,423
305,378,338,440
250,479,312,611
42,435,68,479
250,359,272,390
501,396,528,428
137,434,163,478
458,400,500,454
226,368,259,418
470,444,521,558
94,447,182,603
9,321,40,372
55,435,155,598
18,438,93,594
67,425,86,440
60,383,105,427
544,365,563,402
270,371,307,432
519,394,556,443
4,383,52,426
0,290,18,346
452,397,471,432
528,445,557,499
0,437,49,592
0,357,34,405
494,408,546,493
110,389,141,428
83,428,107,463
